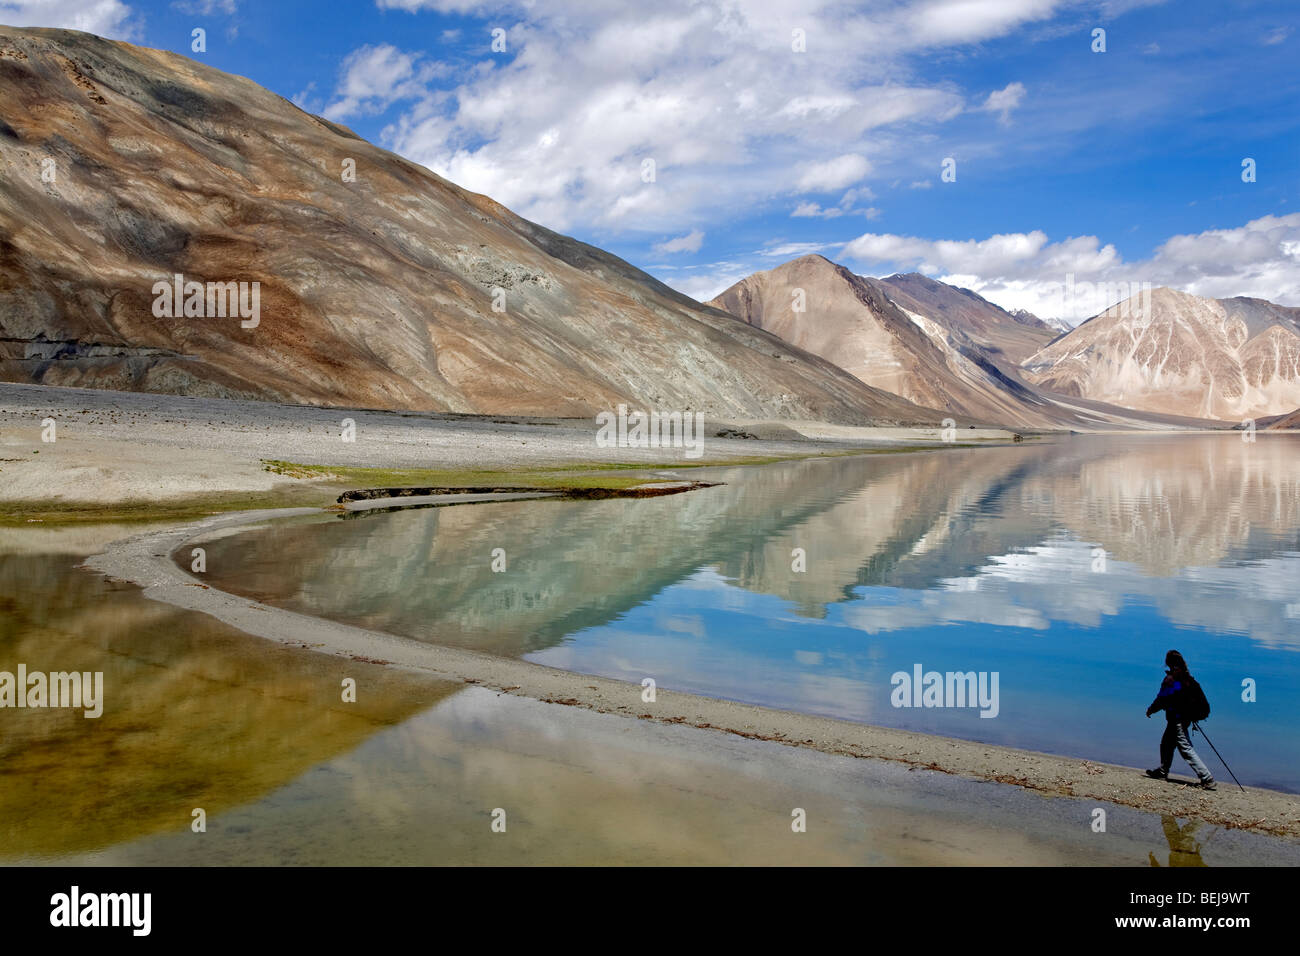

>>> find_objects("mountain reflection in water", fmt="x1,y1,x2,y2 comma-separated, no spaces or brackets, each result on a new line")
200,435,1300,791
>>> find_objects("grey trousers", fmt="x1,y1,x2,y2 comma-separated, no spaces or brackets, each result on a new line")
1160,721,1213,782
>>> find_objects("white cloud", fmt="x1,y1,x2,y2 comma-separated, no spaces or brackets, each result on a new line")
291,81,319,111
343,1,1051,233
840,214,1300,321
791,201,880,220
1262,26,1292,46
171,0,237,14
323,44,445,121
838,537,1300,651
653,229,704,254
760,241,837,258
660,262,756,302
981,81,1025,124
0,0,136,39
903,0,1063,48
377,0,503,11
843,229,1058,276
794,153,872,193
791,182,879,218
1148,214,1300,301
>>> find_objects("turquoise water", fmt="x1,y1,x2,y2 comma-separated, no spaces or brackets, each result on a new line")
200,434,1300,792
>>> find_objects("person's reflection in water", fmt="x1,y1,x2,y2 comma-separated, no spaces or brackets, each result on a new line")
1148,814,1208,867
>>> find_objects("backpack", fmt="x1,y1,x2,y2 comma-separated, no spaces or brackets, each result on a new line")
1184,676,1211,721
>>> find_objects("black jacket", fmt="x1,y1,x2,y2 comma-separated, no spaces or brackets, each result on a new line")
1147,671,1192,723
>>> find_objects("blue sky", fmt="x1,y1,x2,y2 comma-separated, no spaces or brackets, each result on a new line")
6,0,1299,318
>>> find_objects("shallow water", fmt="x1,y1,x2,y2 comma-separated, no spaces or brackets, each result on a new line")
16,544,1280,866
0,531,444,862
3,434,1299,865
199,434,1300,792
47,688,1300,867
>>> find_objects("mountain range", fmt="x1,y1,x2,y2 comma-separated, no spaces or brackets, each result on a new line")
1021,288,1300,421
710,255,1067,427
711,256,1300,428
0,26,932,425
2,26,1298,432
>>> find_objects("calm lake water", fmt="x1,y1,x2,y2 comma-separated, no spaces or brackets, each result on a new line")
198,433,1300,793
3,433,1299,865
15,539,1284,866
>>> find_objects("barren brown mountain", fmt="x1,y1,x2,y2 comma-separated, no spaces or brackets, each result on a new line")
0,26,936,424
1023,287,1300,421
1260,407,1300,429
870,271,1059,365
708,254,1168,428
711,255,1035,425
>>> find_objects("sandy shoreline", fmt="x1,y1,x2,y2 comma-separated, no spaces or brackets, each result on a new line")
83,502,1300,842
0,382,1022,511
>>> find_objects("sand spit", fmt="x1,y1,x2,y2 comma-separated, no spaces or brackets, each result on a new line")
0,382,1021,509
84,505,1300,841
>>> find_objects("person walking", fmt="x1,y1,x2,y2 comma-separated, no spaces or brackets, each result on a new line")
1145,650,1216,790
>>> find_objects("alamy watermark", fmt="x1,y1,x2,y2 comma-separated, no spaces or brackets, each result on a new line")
0,665,103,718
50,886,150,936
152,273,260,328
890,663,1000,718
595,404,705,459
1039,274,1153,326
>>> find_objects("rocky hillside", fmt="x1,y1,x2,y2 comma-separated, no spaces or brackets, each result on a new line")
711,255,1084,427
0,26,936,424
1260,407,1300,429
1022,288,1300,421
871,272,1059,365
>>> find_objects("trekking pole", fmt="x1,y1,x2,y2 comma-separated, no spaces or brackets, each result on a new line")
1192,722,1246,793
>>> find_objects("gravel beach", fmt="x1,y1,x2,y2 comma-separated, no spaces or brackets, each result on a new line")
0,382,1016,507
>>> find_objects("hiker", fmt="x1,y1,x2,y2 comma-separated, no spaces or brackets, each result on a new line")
1145,650,1216,790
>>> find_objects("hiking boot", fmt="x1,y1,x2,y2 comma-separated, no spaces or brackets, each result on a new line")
1145,767,1168,779
1199,778,1217,791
